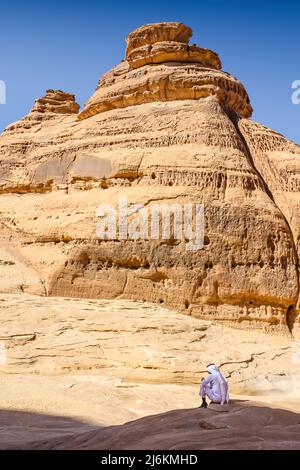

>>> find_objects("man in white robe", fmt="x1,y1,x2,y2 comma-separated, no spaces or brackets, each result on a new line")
199,364,229,408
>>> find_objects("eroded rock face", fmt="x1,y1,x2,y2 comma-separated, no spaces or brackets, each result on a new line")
1,294,300,450
0,22,299,335
31,89,80,115
78,22,251,120
125,22,193,55
125,22,221,70
4,89,80,136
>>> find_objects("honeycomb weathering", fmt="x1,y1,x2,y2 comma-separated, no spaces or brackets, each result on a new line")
0,22,300,337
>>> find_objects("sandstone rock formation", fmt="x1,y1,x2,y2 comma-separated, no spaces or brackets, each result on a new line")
0,22,300,336
1,294,300,450
45,403,300,450
78,22,251,119
2,294,298,389
6,89,79,133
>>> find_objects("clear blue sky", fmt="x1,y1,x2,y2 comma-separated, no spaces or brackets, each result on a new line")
0,0,299,142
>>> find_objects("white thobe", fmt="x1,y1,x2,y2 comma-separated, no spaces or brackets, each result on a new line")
200,374,229,405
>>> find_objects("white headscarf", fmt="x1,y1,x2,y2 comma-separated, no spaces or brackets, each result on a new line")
207,364,229,405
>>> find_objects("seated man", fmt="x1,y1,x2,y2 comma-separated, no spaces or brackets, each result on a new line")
199,364,229,408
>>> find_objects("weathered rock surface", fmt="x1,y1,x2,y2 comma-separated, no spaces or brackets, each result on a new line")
31,89,80,115
1,294,299,393
0,294,299,450
0,247,45,295
0,22,300,335
3,397,300,450
5,89,79,134
79,22,250,119
45,403,300,450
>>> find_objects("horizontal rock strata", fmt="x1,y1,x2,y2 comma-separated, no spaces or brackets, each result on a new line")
78,22,251,120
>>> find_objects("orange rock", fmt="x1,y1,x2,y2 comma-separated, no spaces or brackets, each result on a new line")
78,22,250,120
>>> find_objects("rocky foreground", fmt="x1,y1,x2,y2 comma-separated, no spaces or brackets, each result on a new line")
0,294,300,449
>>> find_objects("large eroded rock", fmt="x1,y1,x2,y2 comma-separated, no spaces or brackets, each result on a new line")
0,22,299,335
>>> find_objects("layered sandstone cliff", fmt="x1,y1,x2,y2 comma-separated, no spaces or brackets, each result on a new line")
0,22,299,336
78,22,251,120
